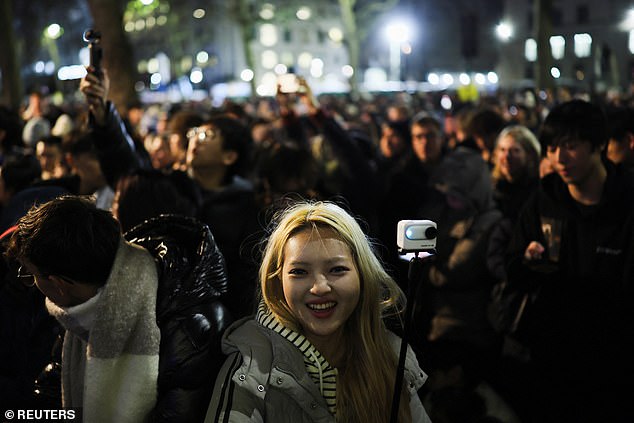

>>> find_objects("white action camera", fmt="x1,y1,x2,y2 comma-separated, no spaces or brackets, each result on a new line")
397,220,438,253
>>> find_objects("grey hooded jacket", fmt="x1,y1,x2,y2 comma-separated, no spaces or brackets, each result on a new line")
204,317,431,422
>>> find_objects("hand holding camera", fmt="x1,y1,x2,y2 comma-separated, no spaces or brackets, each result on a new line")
83,29,102,76
80,29,109,126
276,74,319,116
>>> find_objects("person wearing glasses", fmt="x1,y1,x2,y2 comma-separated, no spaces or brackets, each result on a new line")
82,70,261,320
184,116,261,319
5,195,232,422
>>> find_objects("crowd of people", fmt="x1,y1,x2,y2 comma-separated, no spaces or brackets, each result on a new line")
1,66,633,423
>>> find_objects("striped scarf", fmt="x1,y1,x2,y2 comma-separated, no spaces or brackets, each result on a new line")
256,302,338,415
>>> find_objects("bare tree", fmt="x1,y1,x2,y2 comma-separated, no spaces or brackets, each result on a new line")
228,0,258,98
534,0,554,92
338,0,399,97
0,0,22,109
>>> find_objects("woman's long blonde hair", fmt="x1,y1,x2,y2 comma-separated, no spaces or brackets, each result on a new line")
260,201,412,423
492,124,541,182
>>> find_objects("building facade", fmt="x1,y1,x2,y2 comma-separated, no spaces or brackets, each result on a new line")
497,0,634,93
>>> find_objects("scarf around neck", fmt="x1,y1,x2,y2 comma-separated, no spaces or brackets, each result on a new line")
47,240,161,423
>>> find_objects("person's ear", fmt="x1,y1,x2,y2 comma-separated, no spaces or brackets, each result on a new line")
222,150,238,166
627,132,634,151
49,275,73,289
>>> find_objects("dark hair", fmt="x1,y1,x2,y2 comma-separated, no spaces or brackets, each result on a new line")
167,110,204,147
385,119,412,145
126,100,143,111
5,195,121,286
258,144,321,204
606,105,634,144
0,106,24,154
539,100,607,151
0,153,41,195
412,115,442,133
38,135,63,148
207,114,252,178
466,108,505,136
466,107,506,148
62,130,97,157
114,169,200,232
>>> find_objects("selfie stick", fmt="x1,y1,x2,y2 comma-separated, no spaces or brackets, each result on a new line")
389,250,434,423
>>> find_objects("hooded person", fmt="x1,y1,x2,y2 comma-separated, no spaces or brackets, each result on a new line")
413,144,502,363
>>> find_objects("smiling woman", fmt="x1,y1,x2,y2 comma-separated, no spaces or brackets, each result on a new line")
279,226,361,366
205,201,432,423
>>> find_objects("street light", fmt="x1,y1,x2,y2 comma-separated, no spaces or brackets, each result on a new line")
495,21,513,42
46,24,63,40
384,20,411,82
43,23,63,69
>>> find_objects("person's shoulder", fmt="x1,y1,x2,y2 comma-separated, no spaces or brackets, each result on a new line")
223,318,271,352
221,318,281,382
386,332,422,368
608,162,634,197
386,331,428,392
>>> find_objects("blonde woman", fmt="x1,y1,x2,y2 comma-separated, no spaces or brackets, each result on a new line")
492,125,541,183
491,125,541,220
487,125,542,283
205,201,431,422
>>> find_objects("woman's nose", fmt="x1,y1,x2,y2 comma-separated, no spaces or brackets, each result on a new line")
310,275,331,295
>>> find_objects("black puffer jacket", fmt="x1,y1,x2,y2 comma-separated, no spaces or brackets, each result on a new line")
125,214,233,422
32,215,232,421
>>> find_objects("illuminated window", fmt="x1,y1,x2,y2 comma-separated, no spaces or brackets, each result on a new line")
629,30,634,54
259,24,277,47
525,38,537,62
296,7,311,20
261,50,278,69
260,4,275,20
298,52,313,69
574,33,592,58
550,35,565,60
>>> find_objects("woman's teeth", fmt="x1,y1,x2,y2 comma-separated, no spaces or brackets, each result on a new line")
308,302,336,310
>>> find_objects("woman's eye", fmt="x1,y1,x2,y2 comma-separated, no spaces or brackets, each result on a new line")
331,266,349,274
288,268,306,276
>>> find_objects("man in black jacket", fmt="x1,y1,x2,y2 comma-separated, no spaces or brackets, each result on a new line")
5,196,232,422
505,100,634,422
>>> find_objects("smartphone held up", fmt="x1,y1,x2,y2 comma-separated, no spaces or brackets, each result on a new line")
83,28,103,76
277,73,304,94
278,73,301,94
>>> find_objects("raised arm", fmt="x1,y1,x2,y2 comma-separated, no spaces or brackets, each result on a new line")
79,70,147,187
